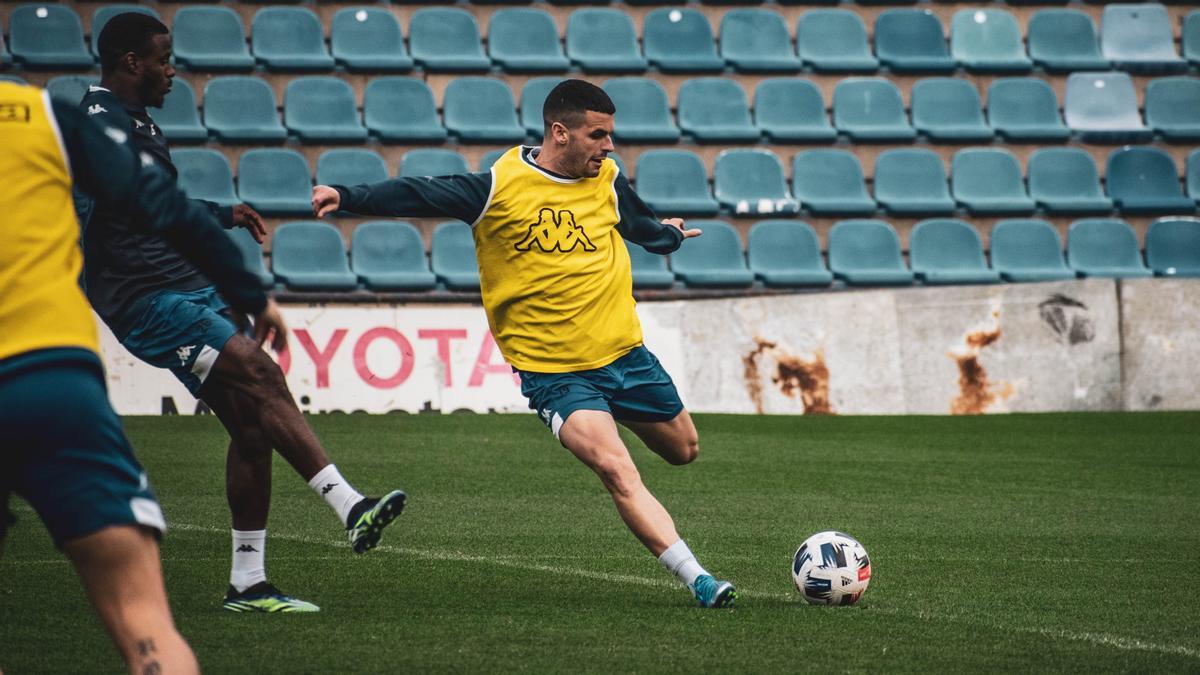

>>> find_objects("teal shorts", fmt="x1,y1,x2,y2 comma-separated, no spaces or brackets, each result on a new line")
517,346,684,439
0,349,165,548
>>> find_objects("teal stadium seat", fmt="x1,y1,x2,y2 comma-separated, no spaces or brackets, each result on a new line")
1027,148,1113,214
832,78,916,141
442,78,525,143
1106,147,1195,214
172,149,238,207
1067,219,1152,278
520,77,561,139
155,79,207,143
409,8,491,73
284,77,368,143
1,35,10,70
203,77,287,142
1185,13,1200,67
363,78,447,143
45,75,98,103
603,78,680,142
747,220,833,288
753,79,836,143
1144,77,1200,141
713,150,799,216
911,78,993,142
479,150,507,172
1027,9,1109,73
317,149,388,188
172,7,255,72
1100,4,1186,74
566,9,647,73
252,8,334,72
720,10,800,74
1189,150,1200,203
399,149,470,178
431,222,482,291
489,9,569,73
909,219,1001,284
950,9,1031,73
91,6,158,60
351,222,437,291
827,220,914,286
643,8,725,73
1145,218,1200,276
797,10,878,73
986,78,1070,141
226,228,274,289
951,148,1035,215
634,150,719,216
874,9,956,74
236,149,313,216
670,221,755,289
792,150,876,216
271,222,359,292
873,149,956,215
625,241,675,290
331,8,413,73
677,79,760,143
9,5,93,70
0,76,25,85
989,219,1076,282
1064,72,1153,143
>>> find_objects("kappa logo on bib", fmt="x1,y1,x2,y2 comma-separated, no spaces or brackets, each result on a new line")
514,208,596,254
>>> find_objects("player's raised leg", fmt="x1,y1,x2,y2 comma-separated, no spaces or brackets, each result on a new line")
619,410,699,466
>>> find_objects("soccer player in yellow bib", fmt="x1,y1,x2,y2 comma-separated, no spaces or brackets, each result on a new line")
312,80,736,607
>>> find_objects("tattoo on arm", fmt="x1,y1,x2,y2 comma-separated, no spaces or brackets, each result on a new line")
136,638,162,675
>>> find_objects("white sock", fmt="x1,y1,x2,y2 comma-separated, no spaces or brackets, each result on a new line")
307,464,364,526
230,529,267,593
657,539,709,591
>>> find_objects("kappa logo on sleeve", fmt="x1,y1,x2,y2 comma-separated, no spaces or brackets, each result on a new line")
514,208,596,254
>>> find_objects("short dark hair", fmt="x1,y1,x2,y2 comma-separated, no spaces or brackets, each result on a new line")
543,79,615,131
98,13,170,73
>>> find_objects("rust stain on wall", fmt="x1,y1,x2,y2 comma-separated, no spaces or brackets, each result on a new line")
743,338,835,415
949,310,1013,415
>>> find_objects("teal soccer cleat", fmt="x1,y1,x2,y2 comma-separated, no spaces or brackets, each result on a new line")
222,582,320,613
346,490,406,554
693,574,737,608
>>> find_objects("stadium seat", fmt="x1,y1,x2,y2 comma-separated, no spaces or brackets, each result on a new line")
1100,4,1187,73
252,8,334,72
951,149,1035,215
236,149,313,216
0,75,25,85
351,221,437,291
1185,12,1200,66
874,9,956,74
797,10,878,73
203,77,287,143
746,220,833,288
45,75,98,104
832,79,916,142
489,9,569,73
910,78,993,142
634,150,720,217
909,219,1001,284
399,149,471,178
271,222,359,292
670,221,755,288
520,78,560,139
677,79,760,143
1189,150,1200,203
720,10,801,73
172,7,255,72
989,219,1077,282
1064,72,1153,143
1145,218,1200,276
363,78,447,143
1,38,11,70
1106,147,1195,214
316,149,389,188
643,8,725,73
713,150,799,216
753,79,836,143
1144,78,1200,141
479,149,508,173
1027,9,1109,73
409,8,491,73
827,220,914,286
331,8,413,73
172,149,238,207
226,227,274,289
1027,148,1113,214
443,78,525,143
91,6,158,60
625,241,675,290
603,78,680,142
9,5,92,70
565,9,647,73
986,78,1070,142
792,150,876,216
154,79,207,143
950,9,1031,73
431,221,482,291
284,77,368,143
873,149,955,216
1067,219,1153,278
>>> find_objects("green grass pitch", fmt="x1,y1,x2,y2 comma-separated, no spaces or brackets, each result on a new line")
3,412,1198,672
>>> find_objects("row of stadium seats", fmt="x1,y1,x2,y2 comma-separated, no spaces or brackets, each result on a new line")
249,217,1200,293
4,5,1200,75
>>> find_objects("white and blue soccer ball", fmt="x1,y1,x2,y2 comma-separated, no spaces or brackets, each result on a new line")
792,530,872,606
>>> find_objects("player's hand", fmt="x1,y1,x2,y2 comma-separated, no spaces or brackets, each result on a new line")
664,218,702,239
312,185,341,218
232,204,267,243
252,298,289,353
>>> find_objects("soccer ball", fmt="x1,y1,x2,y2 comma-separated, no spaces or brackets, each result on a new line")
792,531,872,605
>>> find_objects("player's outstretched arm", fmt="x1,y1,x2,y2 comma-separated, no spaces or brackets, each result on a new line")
312,172,492,224
613,175,700,254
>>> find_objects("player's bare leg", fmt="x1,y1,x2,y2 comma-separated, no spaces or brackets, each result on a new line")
63,525,199,675
619,410,699,466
